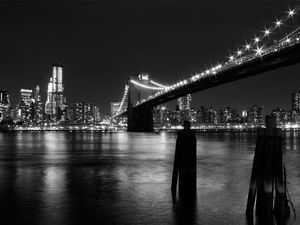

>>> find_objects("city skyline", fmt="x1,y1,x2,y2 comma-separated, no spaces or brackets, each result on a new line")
2,2,300,225
3,60,300,116
2,58,300,118
1,1,300,113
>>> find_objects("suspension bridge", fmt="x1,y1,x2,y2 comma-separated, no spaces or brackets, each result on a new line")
114,7,300,132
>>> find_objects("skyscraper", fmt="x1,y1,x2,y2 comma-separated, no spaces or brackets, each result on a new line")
0,90,10,121
271,108,290,124
177,94,191,111
207,107,218,124
18,89,34,123
111,102,121,117
177,94,191,121
0,90,9,105
33,85,43,124
292,91,300,110
245,105,264,125
72,102,101,124
45,63,66,122
219,107,238,123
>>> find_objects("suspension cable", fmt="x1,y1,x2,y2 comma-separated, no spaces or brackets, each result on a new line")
130,79,166,90
116,85,129,115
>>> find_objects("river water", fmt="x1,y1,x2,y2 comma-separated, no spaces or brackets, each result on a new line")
0,131,299,225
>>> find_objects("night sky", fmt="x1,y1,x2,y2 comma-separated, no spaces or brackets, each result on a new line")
1,0,299,114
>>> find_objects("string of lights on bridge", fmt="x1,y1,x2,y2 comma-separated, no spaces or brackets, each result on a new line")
115,6,300,116
130,79,168,91
116,84,129,115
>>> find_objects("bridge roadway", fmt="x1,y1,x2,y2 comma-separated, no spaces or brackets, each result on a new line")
119,41,300,131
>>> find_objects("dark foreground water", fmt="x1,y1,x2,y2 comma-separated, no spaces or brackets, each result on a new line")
0,131,299,225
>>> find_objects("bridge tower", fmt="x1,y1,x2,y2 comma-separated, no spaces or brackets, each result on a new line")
127,74,154,132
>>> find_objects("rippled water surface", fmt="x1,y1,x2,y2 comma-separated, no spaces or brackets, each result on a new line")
0,131,299,225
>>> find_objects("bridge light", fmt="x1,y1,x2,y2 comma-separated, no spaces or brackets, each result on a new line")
275,20,282,27
244,43,251,50
216,64,222,69
288,9,296,17
254,46,264,56
254,37,260,43
264,29,271,36
229,55,235,61
236,49,242,56
286,38,291,43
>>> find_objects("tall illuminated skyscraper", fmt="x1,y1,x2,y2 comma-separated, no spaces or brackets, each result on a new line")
111,102,120,117
0,90,10,121
177,94,192,121
18,89,34,123
177,94,191,111
45,63,66,122
292,91,300,111
34,85,43,124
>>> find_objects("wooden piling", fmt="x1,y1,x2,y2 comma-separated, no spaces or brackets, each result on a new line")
246,129,263,217
246,115,291,224
171,121,197,203
171,140,180,197
274,135,290,223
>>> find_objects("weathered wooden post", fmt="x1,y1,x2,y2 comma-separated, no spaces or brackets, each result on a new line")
171,120,197,203
246,115,290,225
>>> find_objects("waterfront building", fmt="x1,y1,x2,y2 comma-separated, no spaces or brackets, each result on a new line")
240,110,249,123
33,85,44,124
177,94,191,121
219,107,238,123
153,105,165,125
73,102,84,123
177,94,191,111
0,90,10,121
290,110,300,123
111,102,120,117
245,105,264,125
196,106,207,124
18,89,34,123
168,110,181,126
85,103,101,124
45,63,67,122
154,106,181,128
9,108,19,122
292,91,300,111
0,90,9,105
194,108,203,124
207,107,218,124
271,108,290,124
72,102,101,124
190,108,197,123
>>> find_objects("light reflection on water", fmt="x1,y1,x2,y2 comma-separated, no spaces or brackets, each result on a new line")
0,131,299,225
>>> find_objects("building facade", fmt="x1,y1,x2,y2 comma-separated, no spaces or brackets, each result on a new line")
33,85,44,124
110,102,120,117
73,102,101,124
177,94,192,122
219,107,238,123
292,91,300,111
45,63,67,122
245,105,264,125
18,89,34,123
0,90,10,121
